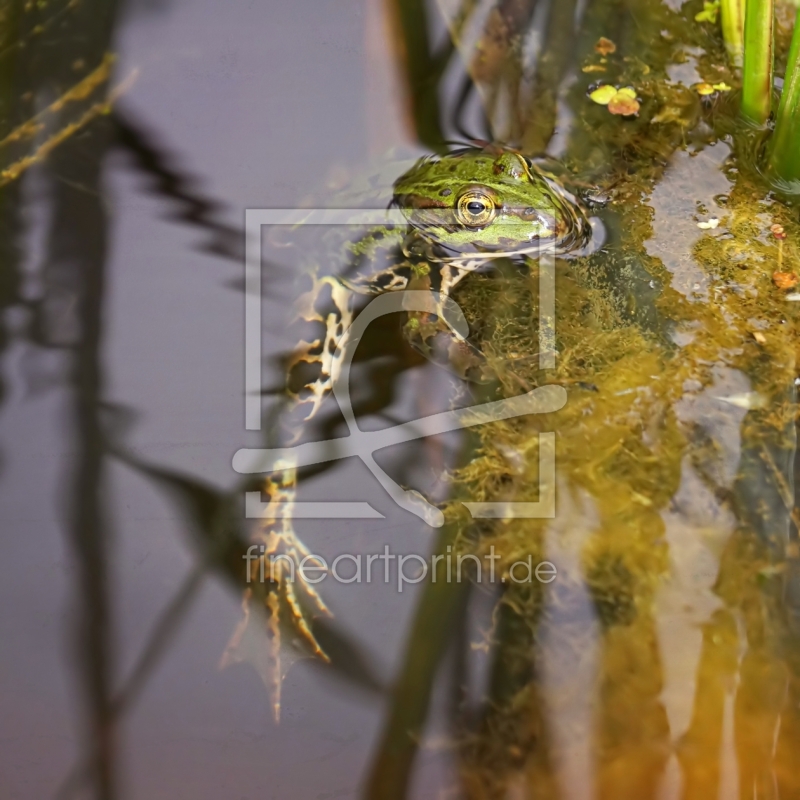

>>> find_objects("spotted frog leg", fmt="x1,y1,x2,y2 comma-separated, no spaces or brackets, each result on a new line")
223,249,492,719
222,272,362,719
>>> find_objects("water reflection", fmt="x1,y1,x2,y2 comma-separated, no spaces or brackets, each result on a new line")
1,0,800,798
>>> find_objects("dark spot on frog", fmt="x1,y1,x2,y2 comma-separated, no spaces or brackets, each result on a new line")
440,188,452,196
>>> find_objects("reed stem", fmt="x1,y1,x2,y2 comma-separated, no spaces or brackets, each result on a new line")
721,0,745,67
767,9,800,182
741,0,774,124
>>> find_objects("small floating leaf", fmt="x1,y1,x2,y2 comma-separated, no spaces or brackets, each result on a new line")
589,84,618,105
607,92,640,116
772,271,797,289
595,37,617,55
693,81,731,95
590,85,640,116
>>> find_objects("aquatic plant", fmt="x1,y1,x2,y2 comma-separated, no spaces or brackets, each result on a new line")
716,0,800,185
741,0,775,124
721,0,745,65
726,0,800,182
767,5,800,181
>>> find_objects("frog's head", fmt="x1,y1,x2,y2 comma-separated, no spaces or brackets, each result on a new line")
392,146,589,259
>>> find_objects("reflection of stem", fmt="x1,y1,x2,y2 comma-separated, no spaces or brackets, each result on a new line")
364,268,539,798
459,591,549,799
39,14,124,781
56,128,117,798
521,0,579,153
387,0,449,149
759,443,800,533
675,609,739,800
57,567,207,800
363,523,469,800
438,0,538,142
112,106,243,260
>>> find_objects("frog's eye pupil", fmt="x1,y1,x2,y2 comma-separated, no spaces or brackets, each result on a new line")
456,190,496,227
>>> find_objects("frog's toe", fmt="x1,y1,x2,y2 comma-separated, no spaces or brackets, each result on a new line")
284,578,331,662
222,525,332,721
567,216,606,257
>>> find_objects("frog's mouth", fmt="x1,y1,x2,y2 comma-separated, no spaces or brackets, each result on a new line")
391,195,463,237
392,193,453,218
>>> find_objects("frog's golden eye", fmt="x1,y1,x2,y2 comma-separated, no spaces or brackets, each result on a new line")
455,190,497,228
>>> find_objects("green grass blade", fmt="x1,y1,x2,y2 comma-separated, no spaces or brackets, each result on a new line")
768,8,800,181
741,0,775,124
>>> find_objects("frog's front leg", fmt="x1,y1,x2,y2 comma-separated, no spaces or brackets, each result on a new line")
223,265,419,719
403,262,496,384
289,264,416,420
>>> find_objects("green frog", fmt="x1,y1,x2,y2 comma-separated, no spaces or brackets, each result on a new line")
393,145,590,258
223,145,594,718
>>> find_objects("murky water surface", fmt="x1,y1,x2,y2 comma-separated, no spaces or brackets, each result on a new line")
2,0,800,798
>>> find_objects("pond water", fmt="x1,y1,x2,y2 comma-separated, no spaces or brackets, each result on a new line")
1,0,799,799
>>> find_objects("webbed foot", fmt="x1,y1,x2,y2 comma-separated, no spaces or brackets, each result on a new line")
221,475,331,721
